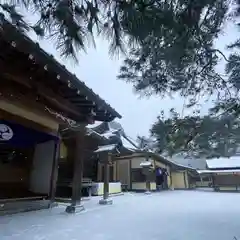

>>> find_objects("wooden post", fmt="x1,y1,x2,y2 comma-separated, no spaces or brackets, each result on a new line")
146,174,151,193
66,131,85,213
141,154,152,194
145,153,151,194
103,155,109,200
99,153,113,205
200,175,203,187
49,139,60,207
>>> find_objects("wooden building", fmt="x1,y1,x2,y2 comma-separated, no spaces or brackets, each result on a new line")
56,125,114,198
198,157,240,192
56,121,138,199
0,17,121,214
115,152,198,191
86,121,199,192
88,121,138,194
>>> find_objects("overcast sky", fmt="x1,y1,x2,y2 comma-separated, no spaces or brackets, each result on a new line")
23,13,238,140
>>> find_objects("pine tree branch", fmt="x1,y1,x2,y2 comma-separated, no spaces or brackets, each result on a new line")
212,49,240,63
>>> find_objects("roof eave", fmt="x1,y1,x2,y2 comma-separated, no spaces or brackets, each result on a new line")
0,16,122,121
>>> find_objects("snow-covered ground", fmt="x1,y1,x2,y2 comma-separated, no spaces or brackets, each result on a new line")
1,190,240,240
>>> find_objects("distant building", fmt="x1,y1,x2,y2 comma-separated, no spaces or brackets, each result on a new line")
89,122,199,191
198,157,240,192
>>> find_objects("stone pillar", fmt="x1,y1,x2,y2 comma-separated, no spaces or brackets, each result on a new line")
99,153,113,205
66,131,85,213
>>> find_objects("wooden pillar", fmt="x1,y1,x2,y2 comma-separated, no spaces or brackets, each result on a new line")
66,131,85,213
145,154,151,193
146,174,151,192
169,171,174,190
200,175,203,187
99,153,113,205
97,162,102,181
49,139,60,207
103,156,109,200
115,161,118,182
142,154,151,194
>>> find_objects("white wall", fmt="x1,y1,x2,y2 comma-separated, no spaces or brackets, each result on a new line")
29,140,55,195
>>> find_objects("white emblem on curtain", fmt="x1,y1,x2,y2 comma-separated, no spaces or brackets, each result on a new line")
0,124,13,140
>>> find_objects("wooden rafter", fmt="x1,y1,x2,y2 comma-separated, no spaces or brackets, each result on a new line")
0,63,93,121
0,79,70,125
0,19,122,121
0,24,121,122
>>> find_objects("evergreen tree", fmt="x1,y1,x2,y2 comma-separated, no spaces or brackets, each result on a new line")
150,109,240,158
0,0,182,60
118,0,239,117
2,0,240,157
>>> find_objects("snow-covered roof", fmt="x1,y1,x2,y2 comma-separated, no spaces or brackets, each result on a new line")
108,121,124,133
198,169,240,174
170,156,207,170
87,120,139,154
94,144,117,153
101,130,118,139
97,121,139,151
120,135,139,152
86,121,103,129
86,128,105,138
206,156,240,169
124,135,139,148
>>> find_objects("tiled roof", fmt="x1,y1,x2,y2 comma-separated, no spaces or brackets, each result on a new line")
88,121,139,152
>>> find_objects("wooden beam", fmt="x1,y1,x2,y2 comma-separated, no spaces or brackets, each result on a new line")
0,97,61,131
0,108,58,134
0,32,121,120
2,71,84,118
0,53,114,122
0,60,92,117
0,80,68,125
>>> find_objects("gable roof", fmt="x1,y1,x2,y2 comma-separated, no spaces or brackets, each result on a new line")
87,121,139,155
88,121,139,152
